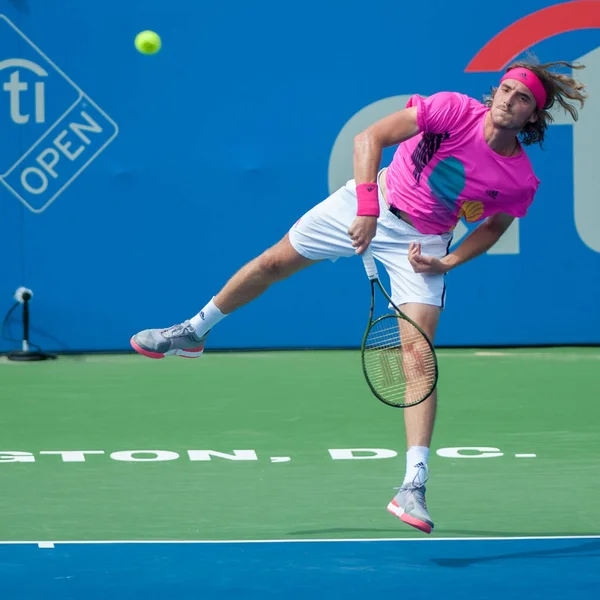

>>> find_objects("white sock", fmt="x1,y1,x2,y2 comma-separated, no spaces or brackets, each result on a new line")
190,298,227,337
403,446,430,487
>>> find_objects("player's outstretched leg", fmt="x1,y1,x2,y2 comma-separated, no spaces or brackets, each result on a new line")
130,234,315,358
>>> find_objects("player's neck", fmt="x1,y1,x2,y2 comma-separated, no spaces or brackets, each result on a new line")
483,112,521,157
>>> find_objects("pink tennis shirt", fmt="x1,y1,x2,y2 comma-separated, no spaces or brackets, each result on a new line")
385,92,540,235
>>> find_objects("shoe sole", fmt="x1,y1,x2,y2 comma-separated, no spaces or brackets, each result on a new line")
130,337,204,359
387,500,433,534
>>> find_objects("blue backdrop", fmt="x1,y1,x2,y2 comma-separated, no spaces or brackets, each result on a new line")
1,0,599,352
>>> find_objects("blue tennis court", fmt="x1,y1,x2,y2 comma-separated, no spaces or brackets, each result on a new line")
2,537,599,599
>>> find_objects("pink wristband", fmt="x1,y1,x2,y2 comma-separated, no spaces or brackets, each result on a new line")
356,182,380,217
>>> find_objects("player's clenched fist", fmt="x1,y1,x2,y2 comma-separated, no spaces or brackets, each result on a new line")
348,216,377,255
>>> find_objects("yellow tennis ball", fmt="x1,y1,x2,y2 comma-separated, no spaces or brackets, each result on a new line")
135,30,161,55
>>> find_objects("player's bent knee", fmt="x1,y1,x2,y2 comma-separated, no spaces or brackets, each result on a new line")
256,237,315,281
256,251,288,280
255,249,302,281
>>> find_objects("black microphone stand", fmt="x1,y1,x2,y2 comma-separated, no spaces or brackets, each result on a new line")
7,291,55,362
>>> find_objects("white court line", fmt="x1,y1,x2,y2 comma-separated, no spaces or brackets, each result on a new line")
3,535,599,546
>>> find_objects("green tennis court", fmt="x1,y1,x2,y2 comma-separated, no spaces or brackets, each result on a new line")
2,347,598,542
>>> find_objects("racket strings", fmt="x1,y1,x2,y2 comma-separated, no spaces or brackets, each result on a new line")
363,315,436,406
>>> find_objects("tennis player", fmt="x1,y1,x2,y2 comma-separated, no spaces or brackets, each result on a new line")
131,61,586,533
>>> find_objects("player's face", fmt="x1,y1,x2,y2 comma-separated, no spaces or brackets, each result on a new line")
490,79,538,131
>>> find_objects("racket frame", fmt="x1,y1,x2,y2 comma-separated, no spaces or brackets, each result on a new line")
361,250,439,408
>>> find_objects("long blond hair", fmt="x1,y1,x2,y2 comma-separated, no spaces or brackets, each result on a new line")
484,60,587,147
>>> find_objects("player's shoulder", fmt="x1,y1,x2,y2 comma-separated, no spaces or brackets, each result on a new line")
406,91,485,133
407,91,483,111
433,91,487,117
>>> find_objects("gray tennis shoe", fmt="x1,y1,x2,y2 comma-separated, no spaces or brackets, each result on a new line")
387,483,434,534
131,320,208,359
387,466,434,534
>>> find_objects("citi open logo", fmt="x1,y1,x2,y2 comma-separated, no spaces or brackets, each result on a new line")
0,15,118,214
1,59,47,124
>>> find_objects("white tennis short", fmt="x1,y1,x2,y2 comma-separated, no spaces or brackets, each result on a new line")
288,178,453,308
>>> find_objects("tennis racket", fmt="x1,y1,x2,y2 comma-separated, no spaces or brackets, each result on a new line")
360,250,438,408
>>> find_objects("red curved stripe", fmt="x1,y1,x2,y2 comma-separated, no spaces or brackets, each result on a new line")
466,1,600,72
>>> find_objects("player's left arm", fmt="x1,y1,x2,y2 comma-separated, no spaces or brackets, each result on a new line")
409,213,515,274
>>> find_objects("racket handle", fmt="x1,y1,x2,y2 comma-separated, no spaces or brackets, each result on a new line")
361,250,379,280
